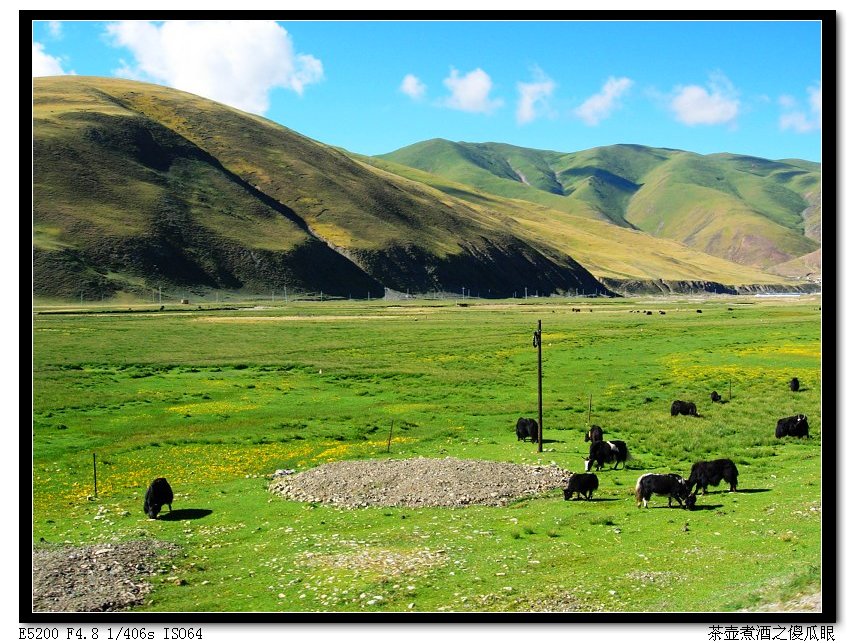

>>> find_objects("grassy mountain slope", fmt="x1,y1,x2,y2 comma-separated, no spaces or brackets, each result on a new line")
380,141,821,270
33,77,607,299
362,156,786,285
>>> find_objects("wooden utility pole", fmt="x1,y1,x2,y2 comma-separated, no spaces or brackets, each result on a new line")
387,420,394,453
92,453,98,498
533,320,543,453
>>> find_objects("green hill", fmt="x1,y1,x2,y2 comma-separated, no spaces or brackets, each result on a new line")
33,77,608,300
32,77,816,301
379,141,821,270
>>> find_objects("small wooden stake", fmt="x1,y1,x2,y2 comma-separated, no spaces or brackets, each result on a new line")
93,453,98,498
387,420,394,453
588,393,592,426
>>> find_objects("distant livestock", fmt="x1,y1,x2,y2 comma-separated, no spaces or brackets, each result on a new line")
659,311,666,315
516,417,539,442
563,473,599,500
671,400,699,417
696,309,703,313
585,440,629,472
635,473,695,510
584,424,604,443
687,459,738,495
645,311,652,316
775,414,809,439
789,377,800,392
144,477,173,519
710,391,722,403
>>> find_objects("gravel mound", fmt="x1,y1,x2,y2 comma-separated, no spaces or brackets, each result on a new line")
268,457,571,508
32,540,180,613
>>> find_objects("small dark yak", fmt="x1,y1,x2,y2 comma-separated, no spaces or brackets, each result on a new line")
775,414,809,438
671,400,699,417
585,440,628,471
635,473,696,509
789,377,800,392
144,477,174,519
515,417,539,442
710,391,722,403
687,459,738,495
584,424,603,443
563,473,599,500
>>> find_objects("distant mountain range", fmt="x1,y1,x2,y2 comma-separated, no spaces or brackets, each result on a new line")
32,77,821,301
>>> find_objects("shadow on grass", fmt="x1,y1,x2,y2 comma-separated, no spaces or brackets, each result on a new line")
159,508,213,521
734,488,772,494
647,503,723,510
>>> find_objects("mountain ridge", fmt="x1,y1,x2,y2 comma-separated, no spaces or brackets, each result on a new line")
32,77,819,301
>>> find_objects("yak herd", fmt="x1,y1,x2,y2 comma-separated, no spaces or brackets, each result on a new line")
140,380,811,519
517,377,812,511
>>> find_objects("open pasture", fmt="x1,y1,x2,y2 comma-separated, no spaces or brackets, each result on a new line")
31,296,823,613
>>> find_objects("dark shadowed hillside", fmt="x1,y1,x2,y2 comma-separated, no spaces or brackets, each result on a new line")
33,77,609,299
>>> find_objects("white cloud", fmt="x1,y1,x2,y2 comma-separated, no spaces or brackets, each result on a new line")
574,76,632,126
808,82,822,120
516,68,556,124
400,74,426,101
47,21,63,38
779,82,821,133
670,72,740,126
105,20,323,114
779,95,796,109
441,67,503,114
32,42,72,77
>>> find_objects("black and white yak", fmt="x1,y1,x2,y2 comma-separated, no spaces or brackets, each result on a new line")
635,473,695,510
584,440,629,471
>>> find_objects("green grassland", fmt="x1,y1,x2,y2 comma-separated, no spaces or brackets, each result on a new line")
31,297,822,613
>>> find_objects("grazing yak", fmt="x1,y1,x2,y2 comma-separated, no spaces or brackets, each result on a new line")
584,424,604,443
635,473,696,509
710,391,722,403
585,440,629,472
671,400,699,417
687,459,738,494
563,473,599,500
144,477,174,519
789,377,800,392
775,414,809,439
516,417,539,442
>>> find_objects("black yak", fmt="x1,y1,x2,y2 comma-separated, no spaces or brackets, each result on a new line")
584,425,604,443
144,478,173,519
789,377,800,392
775,414,809,438
516,417,539,442
563,473,599,500
671,400,699,417
687,459,738,494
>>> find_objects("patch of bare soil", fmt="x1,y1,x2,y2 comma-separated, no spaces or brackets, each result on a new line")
269,456,571,508
740,591,822,613
32,540,180,613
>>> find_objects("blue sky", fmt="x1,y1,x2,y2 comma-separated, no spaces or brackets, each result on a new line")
32,19,823,161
